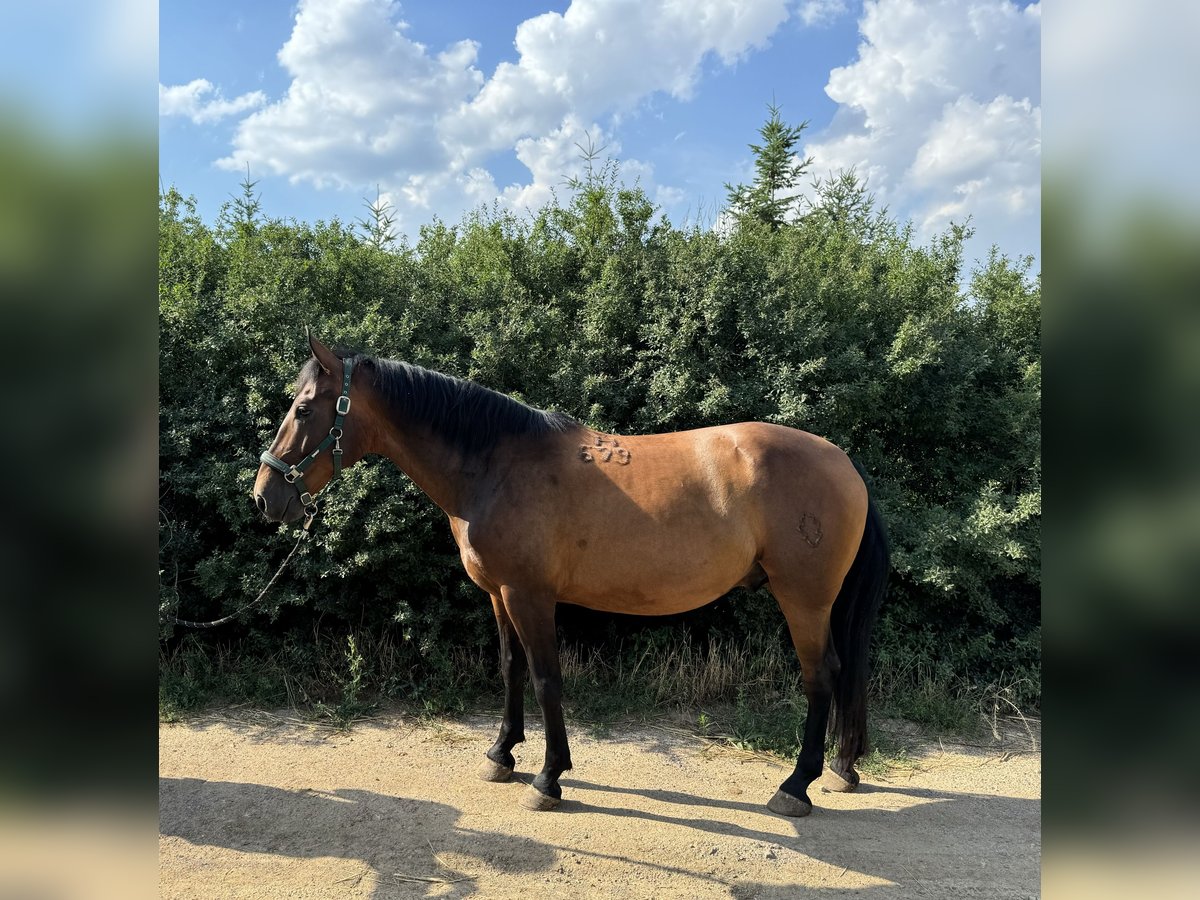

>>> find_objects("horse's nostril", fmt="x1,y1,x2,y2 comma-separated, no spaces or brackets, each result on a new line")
255,493,267,513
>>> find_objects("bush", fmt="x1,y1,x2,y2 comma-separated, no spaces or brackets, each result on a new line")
159,162,1040,714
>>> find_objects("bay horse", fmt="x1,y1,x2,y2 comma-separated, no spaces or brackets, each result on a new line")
254,334,888,817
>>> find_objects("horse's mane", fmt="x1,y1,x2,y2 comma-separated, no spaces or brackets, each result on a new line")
301,351,579,457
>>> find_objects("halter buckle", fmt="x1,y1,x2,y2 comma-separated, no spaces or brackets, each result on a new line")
299,491,314,506
336,396,351,416
284,469,298,483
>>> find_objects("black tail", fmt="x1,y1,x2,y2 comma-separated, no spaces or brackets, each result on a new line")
828,491,889,762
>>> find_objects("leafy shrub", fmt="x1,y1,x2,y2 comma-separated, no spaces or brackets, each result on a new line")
159,160,1040,710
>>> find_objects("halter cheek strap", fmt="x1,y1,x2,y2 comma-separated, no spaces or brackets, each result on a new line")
260,357,354,525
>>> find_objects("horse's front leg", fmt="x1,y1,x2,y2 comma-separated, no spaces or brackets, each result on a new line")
479,594,527,782
502,588,571,811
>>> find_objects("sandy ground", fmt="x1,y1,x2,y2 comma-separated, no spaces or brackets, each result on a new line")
160,712,1040,899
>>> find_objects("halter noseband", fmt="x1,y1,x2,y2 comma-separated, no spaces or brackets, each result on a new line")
259,357,354,525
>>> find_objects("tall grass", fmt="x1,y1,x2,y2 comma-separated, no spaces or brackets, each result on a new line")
560,633,802,713
160,624,1032,755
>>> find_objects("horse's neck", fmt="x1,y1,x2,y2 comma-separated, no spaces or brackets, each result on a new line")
372,414,477,517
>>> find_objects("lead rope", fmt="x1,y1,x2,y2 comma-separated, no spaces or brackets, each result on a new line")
169,356,353,630
166,517,314,630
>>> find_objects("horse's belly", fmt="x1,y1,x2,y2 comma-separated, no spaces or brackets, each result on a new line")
561,530,756,615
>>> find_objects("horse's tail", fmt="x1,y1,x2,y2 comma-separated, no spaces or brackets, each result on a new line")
828,488,889,762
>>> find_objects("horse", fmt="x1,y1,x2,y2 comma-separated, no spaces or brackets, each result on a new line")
254,334,889,817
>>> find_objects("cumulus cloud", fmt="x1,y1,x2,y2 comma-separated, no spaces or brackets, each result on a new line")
193,0,795,232
498,116,618,211
441,0,792,157
215,0,484,189
159,79,266,124
798,1,850,27
804,0,1041,259
171,0,1040,261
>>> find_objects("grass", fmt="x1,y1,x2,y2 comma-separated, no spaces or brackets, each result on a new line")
160,628,496,728
160,625,1038,766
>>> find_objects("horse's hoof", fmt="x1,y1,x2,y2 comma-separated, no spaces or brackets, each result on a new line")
767,789,812,818
820,767,859,793
478,759,514,782
519,785,561,811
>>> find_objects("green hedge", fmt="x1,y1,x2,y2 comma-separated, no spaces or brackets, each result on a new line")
159,164,1040,705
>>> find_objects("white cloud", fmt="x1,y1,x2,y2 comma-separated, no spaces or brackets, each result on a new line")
159,79,266,124
197,0,784,232
911,95,1040,236
499,116,617,211
441,0,792,157
168,0,1040,259
798,1,850,27
215,0,484,189
908,94,1039,193
655,184,688,208
804,0,1041,260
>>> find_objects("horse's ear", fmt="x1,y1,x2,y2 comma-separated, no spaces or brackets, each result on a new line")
308,330,340,375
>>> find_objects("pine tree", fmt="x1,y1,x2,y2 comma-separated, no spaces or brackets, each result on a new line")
725,102,812,230
225,163,262,235
357,186,399,250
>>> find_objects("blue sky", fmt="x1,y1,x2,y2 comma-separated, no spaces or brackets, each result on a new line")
160,0,1040,269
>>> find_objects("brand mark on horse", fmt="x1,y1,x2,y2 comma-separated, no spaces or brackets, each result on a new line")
579,435,631,465
799,512,824,547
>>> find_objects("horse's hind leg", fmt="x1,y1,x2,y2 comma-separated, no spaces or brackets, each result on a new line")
479,594,528,783
766,597,840,818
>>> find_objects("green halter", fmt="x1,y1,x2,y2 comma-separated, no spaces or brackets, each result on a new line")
259,357,354,524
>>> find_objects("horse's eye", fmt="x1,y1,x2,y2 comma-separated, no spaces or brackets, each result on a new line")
296,405,313,419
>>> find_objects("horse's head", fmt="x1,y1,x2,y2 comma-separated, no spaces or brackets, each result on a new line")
253,333,365,524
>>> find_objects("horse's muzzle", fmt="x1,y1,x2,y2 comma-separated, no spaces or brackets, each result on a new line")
253,487,300,523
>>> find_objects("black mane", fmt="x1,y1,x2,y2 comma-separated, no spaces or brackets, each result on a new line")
302,352,579,457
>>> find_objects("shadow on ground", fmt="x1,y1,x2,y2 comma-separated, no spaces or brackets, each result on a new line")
160,777,556,898
559,776,1039,897
162,765,1038,898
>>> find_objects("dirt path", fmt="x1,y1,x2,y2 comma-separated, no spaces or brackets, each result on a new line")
160,712,1040,898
